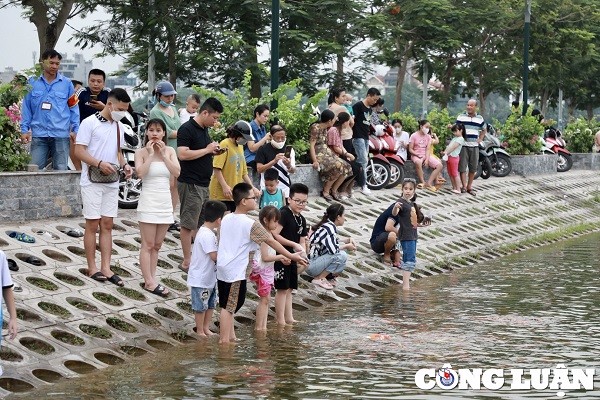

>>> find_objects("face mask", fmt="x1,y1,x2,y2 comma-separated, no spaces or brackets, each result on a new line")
422,127,430,134
395,128,402,134
159,99,174,108
236,138,247,146
271,140,286,149
109,105,127,121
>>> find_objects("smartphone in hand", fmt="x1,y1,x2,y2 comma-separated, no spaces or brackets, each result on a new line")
284,145,292,158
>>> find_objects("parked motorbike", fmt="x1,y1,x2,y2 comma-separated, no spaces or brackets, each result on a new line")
474,144,492,180
366,124,405,190
542,127,573,172
118,111,146,209
482,125,512,177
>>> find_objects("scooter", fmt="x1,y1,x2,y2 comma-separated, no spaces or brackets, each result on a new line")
542,127,573,172
366,126,391,190
118,111,146,209
482,125,512,177
474,144,492,180
370,124,405,189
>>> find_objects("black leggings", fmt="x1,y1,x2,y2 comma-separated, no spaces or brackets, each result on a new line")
343,139,364,187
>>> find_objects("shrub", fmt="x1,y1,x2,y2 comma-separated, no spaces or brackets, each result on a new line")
562,118,598,153
194,71,327,162
426,108,455,153
0,79,31,171
500,109,544,155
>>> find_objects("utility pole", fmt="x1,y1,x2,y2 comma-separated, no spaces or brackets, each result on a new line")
147,0,156,111
422,63,428,119
522,0,532,116
270,0,280,111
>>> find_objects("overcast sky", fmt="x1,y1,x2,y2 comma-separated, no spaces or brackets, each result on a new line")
0,6,122,74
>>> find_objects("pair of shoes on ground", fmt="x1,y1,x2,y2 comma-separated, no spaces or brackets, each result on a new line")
89,271,124,287
7,231,35,243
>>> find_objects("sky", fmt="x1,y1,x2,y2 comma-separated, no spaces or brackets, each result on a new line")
0,6,122,74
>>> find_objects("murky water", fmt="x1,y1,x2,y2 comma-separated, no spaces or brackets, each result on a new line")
14,234,600,399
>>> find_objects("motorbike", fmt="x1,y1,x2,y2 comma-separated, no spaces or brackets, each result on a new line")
474,144,492,180
542,127,573,172
118,111,146,209
366,124,405,190
482,125,512,177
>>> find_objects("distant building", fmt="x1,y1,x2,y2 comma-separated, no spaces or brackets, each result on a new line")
0,66,19,83
59,53,93,82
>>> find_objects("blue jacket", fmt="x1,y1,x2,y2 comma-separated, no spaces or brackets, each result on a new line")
21,73,80,137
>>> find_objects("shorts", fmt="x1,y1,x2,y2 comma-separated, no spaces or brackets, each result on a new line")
81,184,119,219
370,232,391,254
400,240,417,272
411,154,442,169
178,182,209,230
459,146,479,173
217,279,247,314
249,270,273,297
447,155,460,177
273,261,298,290
191,285,217,313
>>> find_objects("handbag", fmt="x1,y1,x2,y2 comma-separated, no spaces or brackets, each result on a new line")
88,123,121,183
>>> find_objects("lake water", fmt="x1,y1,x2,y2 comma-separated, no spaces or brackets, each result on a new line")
14,233,600,399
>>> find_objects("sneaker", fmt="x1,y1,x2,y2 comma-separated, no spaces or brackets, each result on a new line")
361,186,372,195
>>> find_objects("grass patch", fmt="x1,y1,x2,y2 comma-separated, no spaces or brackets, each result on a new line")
16,308,42,321
66,297,98,312
157,259,174,269
120,345,147,357
53,272,85,286
170,330,194,343
110,261,132,278
79,324,112,339
161,278,187,292
26,277,58,291
20,337,55,355
92,292,124,307
131,312,161,327
176,301,193,314
113,240,140,252
155,307,183,321
51,330,85,346
0,348,23,362
38,302,72,318
117,287,146,301
106,317,138,333
167,253,184,263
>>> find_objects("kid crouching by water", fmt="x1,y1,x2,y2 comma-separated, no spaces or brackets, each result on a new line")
249,206,291,331
392,179,431,290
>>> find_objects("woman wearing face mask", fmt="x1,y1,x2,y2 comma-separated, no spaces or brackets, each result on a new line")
409,119,442,192
209,121,260,212
149,81,181,230
255,125,296,199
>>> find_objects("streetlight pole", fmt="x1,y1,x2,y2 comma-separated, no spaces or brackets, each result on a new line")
522,0,532,116
270,0,280,111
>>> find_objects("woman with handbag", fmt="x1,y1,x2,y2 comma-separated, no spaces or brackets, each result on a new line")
74,88,133,287
135,119,181,297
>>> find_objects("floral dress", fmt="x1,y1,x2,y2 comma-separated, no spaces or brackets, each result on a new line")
311,124,351,181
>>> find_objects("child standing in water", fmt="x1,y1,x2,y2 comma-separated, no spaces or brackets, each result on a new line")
392,179,431,290
250,206,291,330
442,123,466,194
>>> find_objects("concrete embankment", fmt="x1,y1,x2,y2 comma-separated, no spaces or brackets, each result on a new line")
0,170,599,394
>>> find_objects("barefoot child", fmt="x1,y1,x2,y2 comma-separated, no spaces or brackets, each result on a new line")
217,183,307,344
392,179,431,290
250,206,291,330
0,251,18,375
187,200,227,336
442,123,466,194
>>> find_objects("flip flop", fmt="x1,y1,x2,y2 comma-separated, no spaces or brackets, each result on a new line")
416,183,425,189
8,231,36,243
178,263,189,273
145,284,169,298
107,274,124,287
392,262,401,269
66,229,84,238
467,189,477,197
89,271,107,282
426,186,437,192
25,256,44,266
7,259,18,272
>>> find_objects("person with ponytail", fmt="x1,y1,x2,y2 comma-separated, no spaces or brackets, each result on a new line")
307,203,356,290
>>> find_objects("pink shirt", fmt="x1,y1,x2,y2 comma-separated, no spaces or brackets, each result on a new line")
327,127,343,148
409,132,432,158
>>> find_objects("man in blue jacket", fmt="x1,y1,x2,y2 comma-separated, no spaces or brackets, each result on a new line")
20,49,80,170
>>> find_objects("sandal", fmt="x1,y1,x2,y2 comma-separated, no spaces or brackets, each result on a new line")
89,271,108,282
312,278,333,290
392,262,401,269
416,183,425,189
66,229,84,238
178,263,189,273
467,189,477,197
426,185,437,192
144,284,169,298
7,259,18,272
460,188,467,193
25,256,44,266
320,191,334,202
8,231,36,243
107,273,124,287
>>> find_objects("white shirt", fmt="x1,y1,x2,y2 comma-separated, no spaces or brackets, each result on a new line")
395,131,410,161
76,113,125,188
217,213,270,283
0,251,15,314
187,227,218,288
179,108,197,125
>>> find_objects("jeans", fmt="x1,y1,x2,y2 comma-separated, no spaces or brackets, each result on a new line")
352,138,369,187
400,240,417,272
306,251,347,277
30,137,70,170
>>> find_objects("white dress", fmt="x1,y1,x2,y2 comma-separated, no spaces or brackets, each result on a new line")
137,161,173,224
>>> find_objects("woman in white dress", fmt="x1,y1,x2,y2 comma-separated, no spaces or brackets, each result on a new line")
135,119,181,297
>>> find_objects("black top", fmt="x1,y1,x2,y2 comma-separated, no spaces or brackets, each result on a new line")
177,118,213,186
77,88,110,122
352,101,372,140
255,143,291,185
278,206,307,252
397,198,418,241
370,203,401,242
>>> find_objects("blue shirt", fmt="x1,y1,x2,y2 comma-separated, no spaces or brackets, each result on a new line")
260,188,285,209
244,120,267,163
21,73,80,137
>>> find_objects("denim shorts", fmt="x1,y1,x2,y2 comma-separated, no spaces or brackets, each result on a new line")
191,285,217,313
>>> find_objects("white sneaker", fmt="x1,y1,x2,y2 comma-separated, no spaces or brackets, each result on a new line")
361,186,372,195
